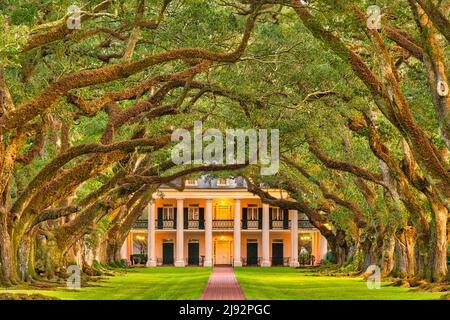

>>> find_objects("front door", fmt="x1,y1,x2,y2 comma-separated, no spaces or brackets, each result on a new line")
247,242,258,266
215,240,231,265
188,242,200,265
162,242,174,265
272,242,283,266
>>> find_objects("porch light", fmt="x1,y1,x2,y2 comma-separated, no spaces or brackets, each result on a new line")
136,235,146,241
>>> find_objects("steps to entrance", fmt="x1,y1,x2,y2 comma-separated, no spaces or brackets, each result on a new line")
200,267,245,300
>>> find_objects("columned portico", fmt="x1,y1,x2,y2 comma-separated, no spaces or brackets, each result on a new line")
290,210,299,267
146,202,157,266
261,203,271,267
127,182,326,268
175,198,185,267
233,199,242,267
204,199,213,267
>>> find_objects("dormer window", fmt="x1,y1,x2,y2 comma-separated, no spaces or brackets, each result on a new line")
185,179,198,186
217,178,228,186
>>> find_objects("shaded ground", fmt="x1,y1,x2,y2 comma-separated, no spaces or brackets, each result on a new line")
233,267,446,300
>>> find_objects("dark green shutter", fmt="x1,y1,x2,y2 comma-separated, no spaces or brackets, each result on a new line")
184,208,189,229
199,208,205,229
157,208,163,229
258,208,262,229
173,208,177,227
269,208,273,229
242,208,248,229
283,209,289,229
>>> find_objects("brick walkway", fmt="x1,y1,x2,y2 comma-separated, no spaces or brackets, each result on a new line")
200,266,245,300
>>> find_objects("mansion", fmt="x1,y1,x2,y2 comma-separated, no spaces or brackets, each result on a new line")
121,177,328,267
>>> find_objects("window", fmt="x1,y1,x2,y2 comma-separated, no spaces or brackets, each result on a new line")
162,207,174,220
247,207,259,221
188,207,199,220
271,207,283,220
214,204,232,219
217,178,228,186
186,179,198,186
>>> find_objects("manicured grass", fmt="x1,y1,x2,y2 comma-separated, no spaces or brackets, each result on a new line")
234,267,444,300
3,267,445,300
1,267,211,300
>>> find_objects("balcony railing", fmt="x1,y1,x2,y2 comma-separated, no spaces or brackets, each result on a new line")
271,257,290,266
133,219,148,229
133,219,176,229
271,220,284,229
133,218,316,230
185,256,205,266
188,220,199,229
298,219,315,229
161,220,175,229
212,219,234,229
241,257,262,266
246,220,259,229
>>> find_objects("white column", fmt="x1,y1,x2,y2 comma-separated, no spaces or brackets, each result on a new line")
290,210,299,267
320,233,328,262
175,198,185,267
146,202,157,266
204,199,213,267
233,199,242,267
261,203,271,267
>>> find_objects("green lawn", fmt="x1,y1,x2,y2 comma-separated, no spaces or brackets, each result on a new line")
234,267,444,300
2,267,446,300
1,267,211,300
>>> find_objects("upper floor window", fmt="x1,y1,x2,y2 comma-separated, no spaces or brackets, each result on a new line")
188,207,199,220
271,207,283,220
217,178,228,186
247,207,259,221
185,179,198,186
163,206,174,220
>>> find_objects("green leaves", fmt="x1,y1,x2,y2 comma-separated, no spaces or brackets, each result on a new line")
0,15,29,67
10,6,37,26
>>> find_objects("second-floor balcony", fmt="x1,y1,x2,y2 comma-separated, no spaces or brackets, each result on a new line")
132,218,316,230
157,219,175,229
188,220,200,229
298,219,315,229
212,219,234,229
246,220,259,229
271,220,285,229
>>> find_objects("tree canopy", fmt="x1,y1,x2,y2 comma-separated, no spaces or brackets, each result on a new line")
0,0,449,285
